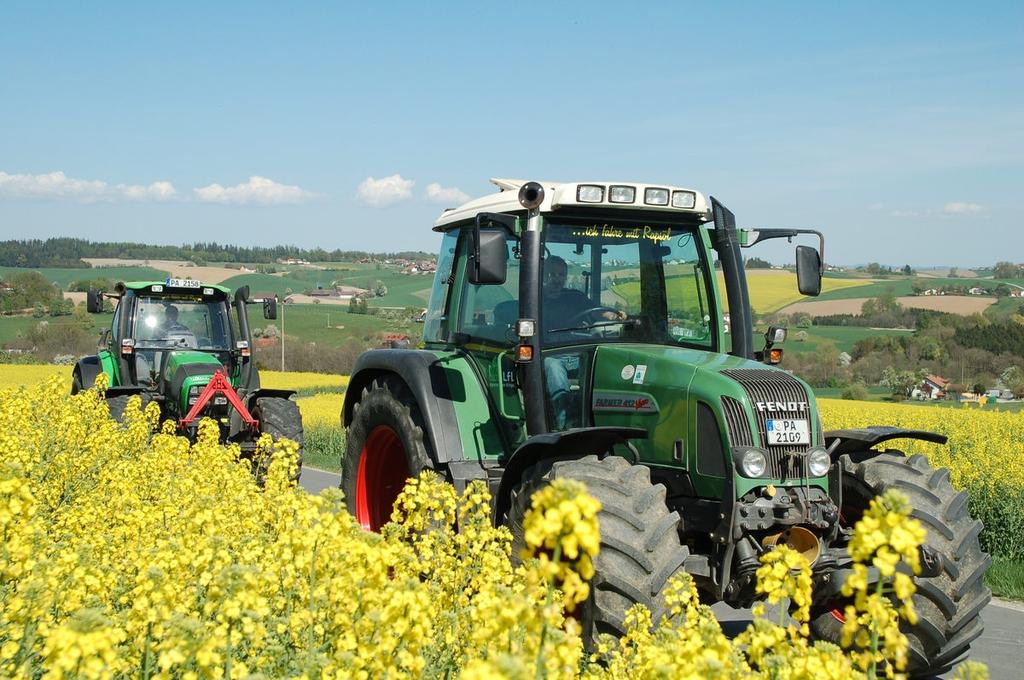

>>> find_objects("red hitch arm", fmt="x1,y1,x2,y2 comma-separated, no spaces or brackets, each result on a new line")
178,369,258,429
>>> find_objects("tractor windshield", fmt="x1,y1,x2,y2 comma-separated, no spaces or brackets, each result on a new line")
541,221,715,350
133,296,234,351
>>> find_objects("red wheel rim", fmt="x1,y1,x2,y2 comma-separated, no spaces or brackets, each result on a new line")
355,425,410,531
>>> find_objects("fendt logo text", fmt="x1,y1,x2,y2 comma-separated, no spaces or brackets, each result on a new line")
755,401,808,412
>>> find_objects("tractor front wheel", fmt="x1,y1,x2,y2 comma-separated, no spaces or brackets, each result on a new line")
507,455,690,648
254,397,305,481
343,377,432,532
105,394,150,423
810,451,991,677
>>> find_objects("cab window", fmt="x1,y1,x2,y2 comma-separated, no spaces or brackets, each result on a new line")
455,231,520,346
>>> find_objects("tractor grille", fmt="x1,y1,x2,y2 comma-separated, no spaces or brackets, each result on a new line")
722,368,816,479
721,396,754,447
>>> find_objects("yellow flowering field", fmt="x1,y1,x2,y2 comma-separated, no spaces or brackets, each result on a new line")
0,365,347,394
0,364,68,389
295,392,345,427
259,370,348,393
0,378,986,679
820,398,1024,560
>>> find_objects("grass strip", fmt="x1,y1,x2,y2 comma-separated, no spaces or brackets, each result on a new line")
304,424,344,472
985,557,1024,601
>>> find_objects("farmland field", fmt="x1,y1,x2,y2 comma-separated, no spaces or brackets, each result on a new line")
811,276,1024,302
781,325,913,354
0,315,105,345
249,302,418,348
780,295,996,316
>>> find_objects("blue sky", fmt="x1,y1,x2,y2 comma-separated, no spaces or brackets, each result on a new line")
0,1,1021,265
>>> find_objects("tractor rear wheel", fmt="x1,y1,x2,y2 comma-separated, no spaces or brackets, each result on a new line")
506,455,690,647
254,397,305,481
810,451,991,677
343,377,432,532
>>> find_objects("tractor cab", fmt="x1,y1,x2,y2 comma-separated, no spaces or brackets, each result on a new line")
128,286,236,385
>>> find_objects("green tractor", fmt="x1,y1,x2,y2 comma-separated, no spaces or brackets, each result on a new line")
342,179,991,675
74,278,303,475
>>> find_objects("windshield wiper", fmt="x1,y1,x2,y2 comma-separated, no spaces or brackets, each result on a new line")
136,338,192,348
548,318,638,333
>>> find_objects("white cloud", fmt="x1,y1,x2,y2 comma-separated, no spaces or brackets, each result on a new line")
194,176,313,205
0,170,177,202
888,209,920,218
425,182,469,205
356,174,414,207
942,201,983,215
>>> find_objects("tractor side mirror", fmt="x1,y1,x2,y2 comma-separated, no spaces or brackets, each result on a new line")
796,245,822,296
86,289,104,313
469,227,508,285
263,296,278,320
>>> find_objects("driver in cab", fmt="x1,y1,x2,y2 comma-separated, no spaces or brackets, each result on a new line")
542,256,624,331
542,255,625,428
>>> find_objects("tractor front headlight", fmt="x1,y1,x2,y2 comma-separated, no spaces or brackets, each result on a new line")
735,448,768,477
807,448,831,477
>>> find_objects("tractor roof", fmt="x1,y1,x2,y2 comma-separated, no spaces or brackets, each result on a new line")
433,178,711,230
120,280,233,295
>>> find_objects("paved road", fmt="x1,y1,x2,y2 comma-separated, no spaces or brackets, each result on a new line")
299,467,1023,678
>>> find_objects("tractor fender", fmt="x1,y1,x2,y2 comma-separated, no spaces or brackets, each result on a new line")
493,426,648,523
228,388,296,437
72,356,102,393
342,349,464,464
104,386,147,397
824,426,947,458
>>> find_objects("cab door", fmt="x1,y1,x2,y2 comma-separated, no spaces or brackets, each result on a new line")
448,228,528,451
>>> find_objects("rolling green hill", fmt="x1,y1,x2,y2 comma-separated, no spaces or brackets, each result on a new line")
250,303,417,349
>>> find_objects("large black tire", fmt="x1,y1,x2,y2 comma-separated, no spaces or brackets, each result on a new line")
810,452,991,677
506,455,690,646
343,377,433,532
106,394,150,423
71,367,85,395
254,397,305,480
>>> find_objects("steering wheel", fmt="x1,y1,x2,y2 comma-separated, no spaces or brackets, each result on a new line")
567,306,624,327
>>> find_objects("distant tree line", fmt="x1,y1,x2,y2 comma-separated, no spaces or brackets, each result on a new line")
0,238,434,268
955,322,1024,358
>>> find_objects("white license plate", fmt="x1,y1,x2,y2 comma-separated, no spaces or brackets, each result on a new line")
766,419,809,445
167,278,201,288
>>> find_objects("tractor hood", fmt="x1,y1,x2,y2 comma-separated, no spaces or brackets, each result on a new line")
162,351,225,413
590,344,821,479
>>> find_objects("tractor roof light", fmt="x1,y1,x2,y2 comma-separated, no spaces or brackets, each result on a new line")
672,190,696,209
609,185,636,204
151,285,164,293
576,184,605,203
644,187,670,206
807,448,831,477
